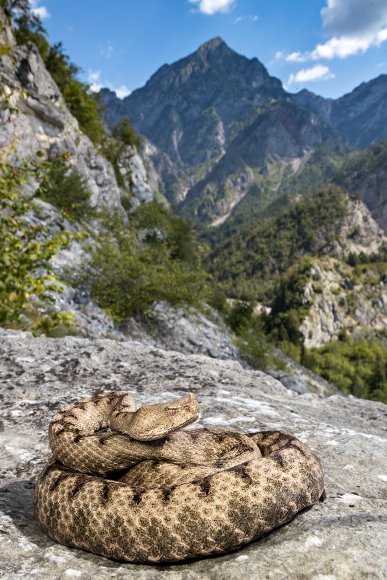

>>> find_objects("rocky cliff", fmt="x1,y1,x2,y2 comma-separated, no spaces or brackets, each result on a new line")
0,328,386,578
100,39,387,226
0,11,245,363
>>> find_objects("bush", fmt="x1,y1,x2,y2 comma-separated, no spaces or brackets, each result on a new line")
302,335,387,403
31,311,80,337
112,117,142,150
0,147,72,324
89,204,208,320
36,158,92,221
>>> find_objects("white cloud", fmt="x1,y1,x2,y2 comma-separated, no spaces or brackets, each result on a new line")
321,0,387,36
115,85,131,99
88,70,103,93
87,70,130,99
30,0,50,19
285,51,304,63
278,0,387,64
189,0,235,15
288,64,335,85
234,15,258,24
284,28,387,62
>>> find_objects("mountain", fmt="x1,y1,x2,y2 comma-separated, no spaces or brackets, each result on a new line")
330,75,387,148
293,75,387,148
333,140,387,230
100,39,387,226
207,186,387,353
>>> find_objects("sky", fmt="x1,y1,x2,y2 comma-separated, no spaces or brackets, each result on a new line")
30,0,387,99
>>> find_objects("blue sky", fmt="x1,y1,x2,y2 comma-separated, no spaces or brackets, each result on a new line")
32,0,387,99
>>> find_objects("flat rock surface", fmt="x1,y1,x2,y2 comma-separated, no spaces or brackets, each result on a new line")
0,328,386,579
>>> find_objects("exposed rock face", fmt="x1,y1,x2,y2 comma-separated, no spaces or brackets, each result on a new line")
180,100,339,223
100,39,387,225
99,38,341,224
0,329,386,578
297,201,387,348
116,145,154,208
300,257,387,348
0,42,123,211
330,75,387,148
322,199,386,258
135,302,240,360
0,7,157,213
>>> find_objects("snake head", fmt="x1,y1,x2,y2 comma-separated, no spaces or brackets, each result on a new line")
122,393,200,441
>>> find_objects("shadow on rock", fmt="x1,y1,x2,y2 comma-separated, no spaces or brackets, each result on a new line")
0,479,50,549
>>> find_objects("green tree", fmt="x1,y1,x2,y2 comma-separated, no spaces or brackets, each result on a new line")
1,0,29,17
36,157,92,221
89,204,208,320
111,117,142,150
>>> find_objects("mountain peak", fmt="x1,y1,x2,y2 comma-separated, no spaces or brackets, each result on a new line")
196,37,234,60
198,37,227,53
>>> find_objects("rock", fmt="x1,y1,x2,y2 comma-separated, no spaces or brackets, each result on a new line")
143,302,240,360
300,256,387,348
117,145,154,207
0,328,386,579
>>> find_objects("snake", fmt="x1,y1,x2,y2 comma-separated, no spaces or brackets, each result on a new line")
34,391,325,564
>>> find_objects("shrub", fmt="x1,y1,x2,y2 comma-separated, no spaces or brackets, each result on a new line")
0,147,72,324
36,158,92,221
302,336,387,403
111,117,142,150
89,205,208,320
31,311,80,337
267,257,314,344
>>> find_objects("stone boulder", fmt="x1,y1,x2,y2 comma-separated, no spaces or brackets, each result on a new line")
0,329,386,578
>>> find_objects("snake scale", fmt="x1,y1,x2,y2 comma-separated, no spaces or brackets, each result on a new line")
34,391,325,564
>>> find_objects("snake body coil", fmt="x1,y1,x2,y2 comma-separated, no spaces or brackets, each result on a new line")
34,392,325,563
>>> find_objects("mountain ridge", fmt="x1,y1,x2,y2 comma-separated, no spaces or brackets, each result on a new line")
100,38,387,225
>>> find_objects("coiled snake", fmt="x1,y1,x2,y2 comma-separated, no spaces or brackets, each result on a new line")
34,392,325,563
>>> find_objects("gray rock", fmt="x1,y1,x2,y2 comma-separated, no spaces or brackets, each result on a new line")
0,328,386,579
117,146,154,206
144,302,240,361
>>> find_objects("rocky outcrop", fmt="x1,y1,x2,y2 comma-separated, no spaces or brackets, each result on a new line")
0,7,157,213
0,328,386,578
321,199,386,258
0,42,123,211
300,257,387,348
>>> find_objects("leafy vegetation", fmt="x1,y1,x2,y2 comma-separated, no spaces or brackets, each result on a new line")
334,140,387,194
100,118,143,188
36,157,93,221
267,257,314,345
89,202,208,320
207,186,349,300
112,117,142,150
302,334,387,403
0,146,72,324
